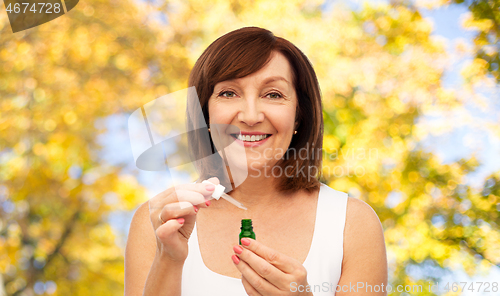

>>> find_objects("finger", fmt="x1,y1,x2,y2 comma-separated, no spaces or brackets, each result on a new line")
174,182,217,199
157,201,197,228
234,244,288,288
150,182,216,210
241,275,263,296
240,238,297,274
155,217,186,242
233,255,277,295
150,189,209,213
204,176,220,185
169,190,209,209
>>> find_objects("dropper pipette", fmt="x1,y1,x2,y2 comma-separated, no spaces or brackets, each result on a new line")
202,180,247,210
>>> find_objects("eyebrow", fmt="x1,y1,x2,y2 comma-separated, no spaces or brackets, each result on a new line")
261,76,290,85
220,76,290,87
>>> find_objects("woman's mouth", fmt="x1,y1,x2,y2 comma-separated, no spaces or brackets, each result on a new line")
230,134,271,142
230,134,272,147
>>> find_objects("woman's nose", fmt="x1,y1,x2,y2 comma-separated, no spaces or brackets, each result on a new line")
237,98,264,126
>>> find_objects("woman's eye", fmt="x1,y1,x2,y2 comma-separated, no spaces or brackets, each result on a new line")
219,91,236,98
218,91,282,99
267,92,283,99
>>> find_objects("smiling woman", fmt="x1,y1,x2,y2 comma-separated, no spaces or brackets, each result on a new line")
187,27,324,194
125,26,388,296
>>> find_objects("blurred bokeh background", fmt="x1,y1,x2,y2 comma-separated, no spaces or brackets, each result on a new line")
1,0,499,295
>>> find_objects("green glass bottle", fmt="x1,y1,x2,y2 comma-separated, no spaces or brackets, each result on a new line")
239,219,256,245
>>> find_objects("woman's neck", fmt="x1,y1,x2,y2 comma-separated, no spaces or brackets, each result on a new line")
217,169,299,215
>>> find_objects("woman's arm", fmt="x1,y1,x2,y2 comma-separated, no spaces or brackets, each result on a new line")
124,201,183,296
336,197,388,296
125,179,217,296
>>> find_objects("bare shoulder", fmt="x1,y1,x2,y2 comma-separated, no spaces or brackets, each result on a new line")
124,201,157,296
125,201,156,259
336,196,387,295
344,196,384,236
126,200,157,255
343,196,386,258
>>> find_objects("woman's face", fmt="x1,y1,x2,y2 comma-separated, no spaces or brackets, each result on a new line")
208,51,298,177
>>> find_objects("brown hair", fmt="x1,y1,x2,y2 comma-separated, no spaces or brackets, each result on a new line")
187,26,323,194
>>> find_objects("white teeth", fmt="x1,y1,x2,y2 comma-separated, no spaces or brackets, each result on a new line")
236,134,269,142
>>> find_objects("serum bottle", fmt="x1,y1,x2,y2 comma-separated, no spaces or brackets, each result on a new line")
239,219,256,245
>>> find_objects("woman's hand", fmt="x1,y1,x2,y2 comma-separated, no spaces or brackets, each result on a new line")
232,238,313,296
148,177,219,263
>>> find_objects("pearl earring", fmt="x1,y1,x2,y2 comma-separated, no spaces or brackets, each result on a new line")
294,130,297,134
208,128,211,132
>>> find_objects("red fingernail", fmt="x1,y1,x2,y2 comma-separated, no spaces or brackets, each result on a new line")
241,238,251,246
205,200,211,206
233,245,243,254
231,254,240,264
177,218,185,224
193,206,198,213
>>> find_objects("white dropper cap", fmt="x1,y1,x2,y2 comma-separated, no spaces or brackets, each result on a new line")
202,180,225,200
201,180,247,210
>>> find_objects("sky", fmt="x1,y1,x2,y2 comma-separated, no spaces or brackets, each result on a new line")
416,3,500,188
411,3,500,292
96,0,500,293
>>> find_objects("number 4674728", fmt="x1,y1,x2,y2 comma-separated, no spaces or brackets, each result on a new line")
5,2,62,14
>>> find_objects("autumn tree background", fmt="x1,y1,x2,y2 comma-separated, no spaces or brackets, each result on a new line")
1,0,499,295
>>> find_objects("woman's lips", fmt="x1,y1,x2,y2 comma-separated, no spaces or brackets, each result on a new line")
231,134,272,147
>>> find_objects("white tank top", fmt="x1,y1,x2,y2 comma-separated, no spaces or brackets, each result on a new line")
181,183,348,295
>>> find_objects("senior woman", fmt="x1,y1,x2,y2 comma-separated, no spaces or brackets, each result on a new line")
125,27,387,296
